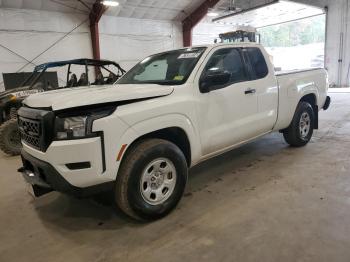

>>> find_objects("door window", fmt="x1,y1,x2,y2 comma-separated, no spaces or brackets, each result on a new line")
202,48,248,85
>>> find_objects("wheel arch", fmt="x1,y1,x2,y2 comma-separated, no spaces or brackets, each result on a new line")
300,93,317,107
123,127,192,167
116,114,201,169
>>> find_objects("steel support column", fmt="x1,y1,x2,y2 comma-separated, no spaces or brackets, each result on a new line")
182,0,221,47
89,1,107,60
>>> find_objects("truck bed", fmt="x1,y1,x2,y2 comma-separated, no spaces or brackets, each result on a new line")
273,67,328,131
275,68,324,76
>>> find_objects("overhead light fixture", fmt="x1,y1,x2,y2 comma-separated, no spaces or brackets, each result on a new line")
207,12,219,17
102,0,119,7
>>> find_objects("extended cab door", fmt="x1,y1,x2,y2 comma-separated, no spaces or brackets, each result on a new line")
195,47,261,156
241,47,279,133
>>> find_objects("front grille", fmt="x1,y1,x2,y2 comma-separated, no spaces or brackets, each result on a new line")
18,106,55,152
18,117,41,149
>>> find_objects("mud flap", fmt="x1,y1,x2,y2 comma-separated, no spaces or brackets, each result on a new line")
313,105,318,130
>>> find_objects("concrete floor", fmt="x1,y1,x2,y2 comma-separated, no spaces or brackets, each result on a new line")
1,93,350,262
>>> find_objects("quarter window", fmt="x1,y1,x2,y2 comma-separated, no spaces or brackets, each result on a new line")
245,47,269,80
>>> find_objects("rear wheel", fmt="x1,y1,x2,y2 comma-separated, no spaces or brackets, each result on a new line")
283,101,315,147
0,118,21,156
115,139,188,221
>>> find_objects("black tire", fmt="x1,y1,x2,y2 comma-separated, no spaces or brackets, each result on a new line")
9,107,18,119
283,101,315,147
115,139,188,221
0,118,22,156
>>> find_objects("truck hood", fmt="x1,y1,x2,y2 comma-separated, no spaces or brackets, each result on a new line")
23,84,174,111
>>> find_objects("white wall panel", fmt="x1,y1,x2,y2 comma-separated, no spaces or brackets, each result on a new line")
0,8,91,90
0,8,88,32
193,22,233,46
0,8,183,91
99,16,183,70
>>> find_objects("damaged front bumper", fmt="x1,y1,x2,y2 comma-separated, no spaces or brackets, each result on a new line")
18,149,113,197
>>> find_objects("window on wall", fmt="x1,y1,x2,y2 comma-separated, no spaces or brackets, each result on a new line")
258,14,326,71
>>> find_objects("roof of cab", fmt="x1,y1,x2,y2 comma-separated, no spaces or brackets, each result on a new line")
190,42,262,49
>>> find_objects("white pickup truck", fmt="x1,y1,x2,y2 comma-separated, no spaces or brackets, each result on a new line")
18,43,330,221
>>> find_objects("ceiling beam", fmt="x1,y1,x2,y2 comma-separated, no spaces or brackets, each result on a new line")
89,1,107,61
182,0,221,47
212,0,279,22
289,0,327,8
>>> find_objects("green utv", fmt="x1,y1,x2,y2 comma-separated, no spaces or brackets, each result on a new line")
0,59,125,156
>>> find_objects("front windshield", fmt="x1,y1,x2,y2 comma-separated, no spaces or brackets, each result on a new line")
118,47,207,85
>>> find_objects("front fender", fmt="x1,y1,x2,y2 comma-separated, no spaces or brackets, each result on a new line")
118,114,201,167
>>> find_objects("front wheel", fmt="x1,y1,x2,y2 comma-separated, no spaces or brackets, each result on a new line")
283,101,315,147
115,139,188,221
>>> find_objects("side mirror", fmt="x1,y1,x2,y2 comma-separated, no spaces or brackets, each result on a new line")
199,71,231,93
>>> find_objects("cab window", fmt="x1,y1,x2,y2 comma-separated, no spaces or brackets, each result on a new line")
244,47,269,80
202,48,248,85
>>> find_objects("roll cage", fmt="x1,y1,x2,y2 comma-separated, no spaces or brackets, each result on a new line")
22,59,126,89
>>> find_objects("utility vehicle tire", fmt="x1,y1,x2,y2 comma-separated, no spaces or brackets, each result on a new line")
0,118,21,156
9,107,18,119
115,139,188,221
283,101,315,147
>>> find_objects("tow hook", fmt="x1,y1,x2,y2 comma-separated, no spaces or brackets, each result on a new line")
18,167,53,197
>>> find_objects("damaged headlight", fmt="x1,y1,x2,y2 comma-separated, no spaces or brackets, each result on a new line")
55,106,116,140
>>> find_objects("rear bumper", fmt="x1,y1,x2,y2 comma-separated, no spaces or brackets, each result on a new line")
19,149,113,197
323,96,331,110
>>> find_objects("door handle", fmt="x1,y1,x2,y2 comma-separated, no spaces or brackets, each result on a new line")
245,88,256,94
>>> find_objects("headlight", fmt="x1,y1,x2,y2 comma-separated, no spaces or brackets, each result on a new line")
56,116,88,139
54,106,115,140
